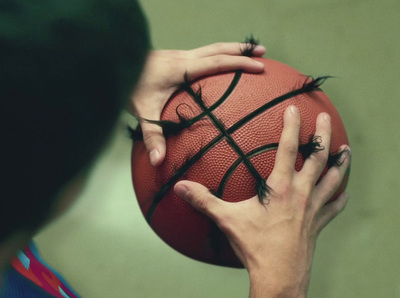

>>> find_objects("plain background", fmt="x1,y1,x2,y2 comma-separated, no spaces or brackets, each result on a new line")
35,0,400,297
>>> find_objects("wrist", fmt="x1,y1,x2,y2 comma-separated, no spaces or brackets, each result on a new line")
248,266,309,298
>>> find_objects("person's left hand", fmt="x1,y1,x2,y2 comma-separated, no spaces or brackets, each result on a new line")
130,42,266,167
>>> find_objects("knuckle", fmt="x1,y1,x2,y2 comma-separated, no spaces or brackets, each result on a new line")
282,143,298,156
212,42,226,51
295,185,312,208
143,134,154,146
323,171,342,196
329,168,343,188
309,152,328,168
211,55,226,66
334,199,347,214
143,132,153,145
143,132,163,152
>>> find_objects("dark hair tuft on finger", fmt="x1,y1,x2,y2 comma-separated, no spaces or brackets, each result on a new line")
241,35,260,57
298,135,325,160
256,179,272,204
328,148,351,167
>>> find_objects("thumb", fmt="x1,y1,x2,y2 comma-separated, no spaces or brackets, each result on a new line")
174,181,226,221
141,121,166,167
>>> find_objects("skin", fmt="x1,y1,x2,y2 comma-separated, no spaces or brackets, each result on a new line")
174,106,351,297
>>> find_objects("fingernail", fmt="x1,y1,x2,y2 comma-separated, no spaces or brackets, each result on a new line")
175,184,189,200
253,45,266,52
323,113,331,122
149,149,160,166
290,105,298,115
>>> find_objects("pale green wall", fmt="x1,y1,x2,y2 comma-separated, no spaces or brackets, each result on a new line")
35,0,400,297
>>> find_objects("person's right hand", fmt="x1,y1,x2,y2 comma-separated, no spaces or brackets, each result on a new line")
174,105,351,297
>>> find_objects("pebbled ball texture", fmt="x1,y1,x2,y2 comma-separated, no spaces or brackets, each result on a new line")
131,58,349,268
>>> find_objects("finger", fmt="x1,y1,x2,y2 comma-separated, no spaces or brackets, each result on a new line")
141,122,166,167
174,180,227,221
315,192,349,233
313,145,351,206
188,42,266,58
300,112,332,185
186,55,265,80
248,44,266,57
270,105,301,179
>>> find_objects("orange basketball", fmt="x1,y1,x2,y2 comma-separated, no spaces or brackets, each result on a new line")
131,57,349,268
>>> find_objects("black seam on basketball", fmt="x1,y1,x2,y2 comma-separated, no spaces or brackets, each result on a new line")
145,134,225,222
216,137,326,199
298,136,325,160
183,71,243,118
240,35,259,57
128,76,330,140
216,143,279,199
184,73,267,202
226,76,330,134
139,75,332,223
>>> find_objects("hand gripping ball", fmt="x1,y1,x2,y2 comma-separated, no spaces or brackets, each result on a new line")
131,57,349,268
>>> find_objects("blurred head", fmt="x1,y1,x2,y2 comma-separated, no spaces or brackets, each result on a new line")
0,0,150,247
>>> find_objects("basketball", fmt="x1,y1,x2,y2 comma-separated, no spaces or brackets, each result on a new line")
131,57,349,268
